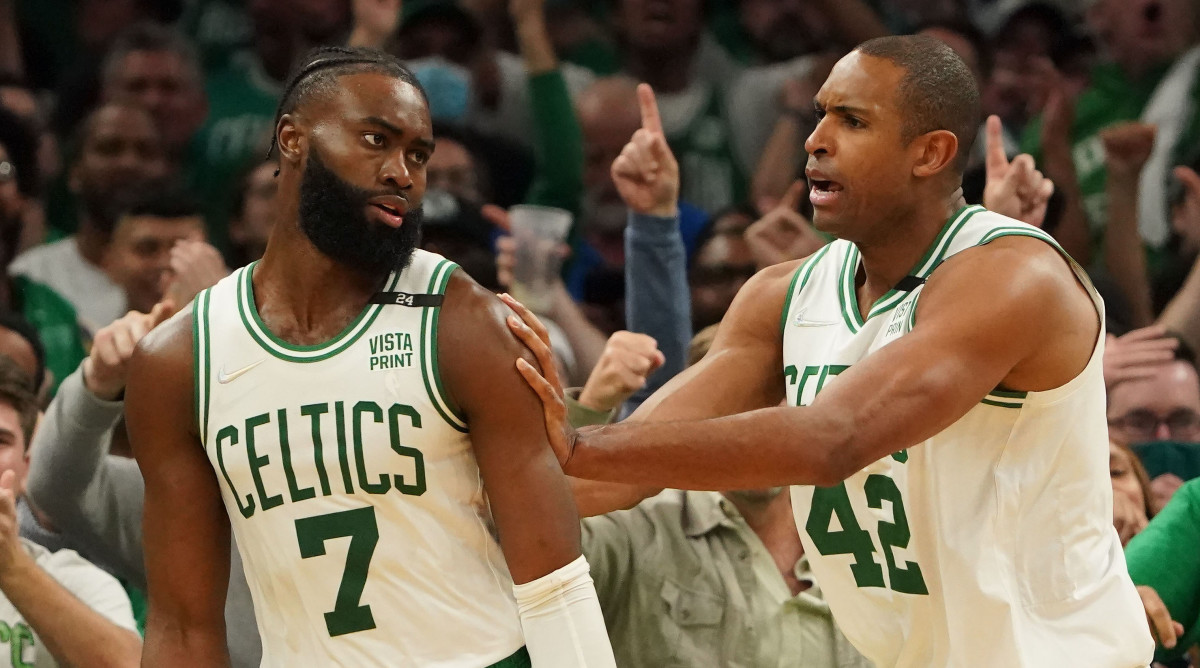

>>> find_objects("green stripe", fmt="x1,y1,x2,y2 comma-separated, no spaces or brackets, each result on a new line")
988,388,1028,399
906,291,920,332
780,244,832,333
837,244,861,333
201,290,212,444
981,398,1023,409
237,265,400,363
487,647,531,668
859,205,984,321
430,262,467,426
978,227,1064,254
191,291,204,443
420,260,468,432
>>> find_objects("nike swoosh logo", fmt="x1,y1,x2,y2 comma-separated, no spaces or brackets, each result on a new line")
793,308,838,328
217,360,265,384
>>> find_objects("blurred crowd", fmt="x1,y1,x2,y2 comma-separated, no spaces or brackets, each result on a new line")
2,0,1200,665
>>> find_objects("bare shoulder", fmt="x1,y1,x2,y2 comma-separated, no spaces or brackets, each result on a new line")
925,235,1093,314
720,256,810,341
128,304,196,402
917,235,1098,390
436,269,534,413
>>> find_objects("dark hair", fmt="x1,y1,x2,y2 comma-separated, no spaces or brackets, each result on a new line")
0,353,39,448
992,2,1079,68
689,203,757,267
0,106,39,197
856,35,981,172
119,182,204,222
267,46,427,162
101,21,203,90
0,310,44,394
915,19,993,78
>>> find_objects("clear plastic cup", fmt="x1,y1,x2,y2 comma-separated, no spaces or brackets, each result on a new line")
507,205,572,314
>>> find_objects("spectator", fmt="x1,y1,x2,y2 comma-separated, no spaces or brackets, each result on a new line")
227,160,278,268
103,187,221,315
10,103,167,335
1022,0,1200,266
0,356,142,667
689,205,756,331
1107,352,1200,446
25,305,261,667
0,312,44,401
1113,439,1155,545
0,108,86,395
101,21,268,254
1127,476,1200,661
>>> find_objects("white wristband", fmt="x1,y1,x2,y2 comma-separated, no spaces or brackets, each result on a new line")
511,555,616,668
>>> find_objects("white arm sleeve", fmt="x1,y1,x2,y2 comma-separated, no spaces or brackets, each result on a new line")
512,555,616,668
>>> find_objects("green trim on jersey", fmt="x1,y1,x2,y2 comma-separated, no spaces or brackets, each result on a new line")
982,388,1028,409
200,290,213,443
837,205,985,332
192,290,208,444
779,244,832,334
977,227,1063,253
488,646,532,668
236,263,402,363
420,260,468,432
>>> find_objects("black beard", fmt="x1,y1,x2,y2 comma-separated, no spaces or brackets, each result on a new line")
298,148,423,277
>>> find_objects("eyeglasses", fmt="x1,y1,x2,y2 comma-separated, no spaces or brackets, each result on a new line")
0,161,13,184
1108,409,1200,442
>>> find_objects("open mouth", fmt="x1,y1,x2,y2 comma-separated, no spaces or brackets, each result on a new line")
366,201,406,228
808,179,844,208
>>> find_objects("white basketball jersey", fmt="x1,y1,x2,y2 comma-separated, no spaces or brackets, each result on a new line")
781,206,1153,667
193,250,525,667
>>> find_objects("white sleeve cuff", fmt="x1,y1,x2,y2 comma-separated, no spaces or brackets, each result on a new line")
512,555,616,668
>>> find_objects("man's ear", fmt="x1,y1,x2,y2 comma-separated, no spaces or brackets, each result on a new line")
277,114,305,165
911,129,959,179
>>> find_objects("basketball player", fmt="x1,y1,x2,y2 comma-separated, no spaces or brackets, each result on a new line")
125,47,615,668
503,36,1153,666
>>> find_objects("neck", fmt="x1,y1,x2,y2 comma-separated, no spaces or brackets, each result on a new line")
254,193,390,343
623,46,694,93
854,189,964,313
74,215,112,267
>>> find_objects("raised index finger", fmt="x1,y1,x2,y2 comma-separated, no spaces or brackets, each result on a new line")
638,83,663,135
985,115,1007,178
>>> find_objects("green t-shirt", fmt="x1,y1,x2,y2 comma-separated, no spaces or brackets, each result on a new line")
177,0,253,74
12,276,87,396
1020,61,1173,257
187,55,280,253
1126,477,1200,661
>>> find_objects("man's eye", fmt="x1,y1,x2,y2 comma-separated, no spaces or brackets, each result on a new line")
409,151,429,165
845,116,862,128
814,108,826,120
364,133,386,147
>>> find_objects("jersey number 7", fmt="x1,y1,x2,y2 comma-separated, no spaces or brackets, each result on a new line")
295,506,380,636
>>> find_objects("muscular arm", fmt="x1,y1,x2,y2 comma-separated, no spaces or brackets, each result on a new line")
126,310,232,667
563,238,1098,489
439,273,583,583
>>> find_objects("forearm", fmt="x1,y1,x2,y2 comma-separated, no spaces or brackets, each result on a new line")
566,405,847,490
548,287,608,387
142,620,230,668
0,553,140,667
751,116,807,204
0,1,24,79
514,11,556,75
1104,173,1155,327
525,71,585,214
1158,254,1200,356
624,211,690,411
1042,147,1093,265
26,368,124,518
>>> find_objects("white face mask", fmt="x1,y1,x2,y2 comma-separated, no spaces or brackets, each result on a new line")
405,56,473,122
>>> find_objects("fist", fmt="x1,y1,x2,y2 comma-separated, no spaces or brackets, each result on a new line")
1100,122,1157,176
577,331,665,413
83,302,174,401
162,240,230,309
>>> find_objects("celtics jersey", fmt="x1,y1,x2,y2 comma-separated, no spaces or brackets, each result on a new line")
781,206,1152,667
193,250,525,667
